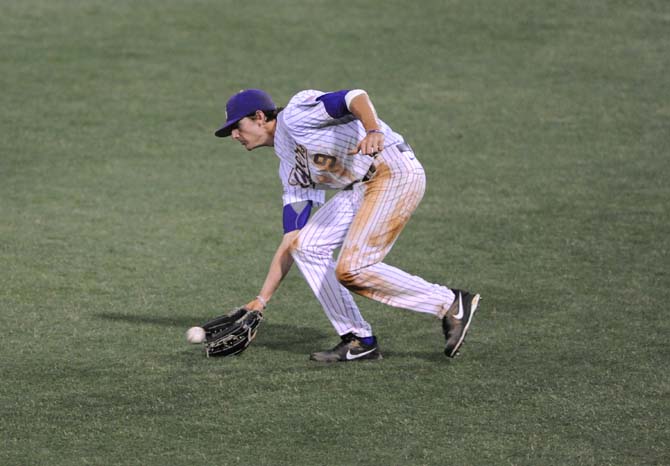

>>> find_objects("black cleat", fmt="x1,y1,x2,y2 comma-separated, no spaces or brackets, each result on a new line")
440,289,480,358
310,333,382,362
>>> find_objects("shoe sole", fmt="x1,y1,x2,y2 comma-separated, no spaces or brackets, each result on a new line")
447,294,480,358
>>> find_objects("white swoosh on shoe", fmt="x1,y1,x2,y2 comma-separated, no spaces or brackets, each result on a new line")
346,348,377,360
454,294,464,320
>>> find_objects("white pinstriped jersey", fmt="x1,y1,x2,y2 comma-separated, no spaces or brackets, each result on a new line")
274,90,404,206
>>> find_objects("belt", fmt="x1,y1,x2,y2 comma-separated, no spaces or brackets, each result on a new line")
361,166,375,183
396,142,413,153
343,142,414,189
361,142,413,182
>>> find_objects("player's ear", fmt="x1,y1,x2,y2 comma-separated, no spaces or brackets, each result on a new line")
255,110,267,123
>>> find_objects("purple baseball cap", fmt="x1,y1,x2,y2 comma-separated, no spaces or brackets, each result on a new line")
214,89,276,137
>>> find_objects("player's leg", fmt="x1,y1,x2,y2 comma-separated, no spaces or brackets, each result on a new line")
290,189,373,337
335,145,455,316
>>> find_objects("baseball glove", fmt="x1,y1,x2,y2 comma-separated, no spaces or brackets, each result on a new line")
202,308,264,357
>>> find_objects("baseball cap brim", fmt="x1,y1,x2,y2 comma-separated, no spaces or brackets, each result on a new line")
214,120,237,138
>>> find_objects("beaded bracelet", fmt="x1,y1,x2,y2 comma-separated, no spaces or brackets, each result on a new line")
256,295,268,309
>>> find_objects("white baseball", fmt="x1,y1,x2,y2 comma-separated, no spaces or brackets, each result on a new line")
186,326,206,344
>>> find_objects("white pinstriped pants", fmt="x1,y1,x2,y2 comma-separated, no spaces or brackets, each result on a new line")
291,144,455,337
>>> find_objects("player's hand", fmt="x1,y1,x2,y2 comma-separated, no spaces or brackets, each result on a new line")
348,131,385,156
244,297,266,312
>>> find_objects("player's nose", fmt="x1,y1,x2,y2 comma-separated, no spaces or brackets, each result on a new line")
231,128,240,139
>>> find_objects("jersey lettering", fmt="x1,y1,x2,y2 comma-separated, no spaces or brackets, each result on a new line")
289,144,314,188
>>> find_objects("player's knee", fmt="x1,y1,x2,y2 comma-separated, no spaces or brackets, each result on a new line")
335,263,360,289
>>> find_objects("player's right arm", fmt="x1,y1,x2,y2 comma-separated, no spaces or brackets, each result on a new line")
286,89,385,156
346,91,385,155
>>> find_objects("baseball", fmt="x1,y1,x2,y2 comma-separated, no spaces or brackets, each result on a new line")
186,326,206,344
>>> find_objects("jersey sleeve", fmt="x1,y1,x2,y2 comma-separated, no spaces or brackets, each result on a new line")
315,90,350,118
282,201,313,233
282,89,357,134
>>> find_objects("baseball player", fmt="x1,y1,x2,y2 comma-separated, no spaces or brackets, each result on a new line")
214,88,480,361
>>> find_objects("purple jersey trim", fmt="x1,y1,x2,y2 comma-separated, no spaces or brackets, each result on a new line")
283,201,313,233
316,90,351,119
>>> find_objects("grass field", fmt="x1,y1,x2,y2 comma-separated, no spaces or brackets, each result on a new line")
2,0,669,465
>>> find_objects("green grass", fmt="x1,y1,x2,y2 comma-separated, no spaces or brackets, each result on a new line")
1,0,669,465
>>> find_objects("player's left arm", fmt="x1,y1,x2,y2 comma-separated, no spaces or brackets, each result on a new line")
244,230,298,312
243,201,313,312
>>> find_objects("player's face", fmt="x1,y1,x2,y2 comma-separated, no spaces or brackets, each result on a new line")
230,115,271,150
